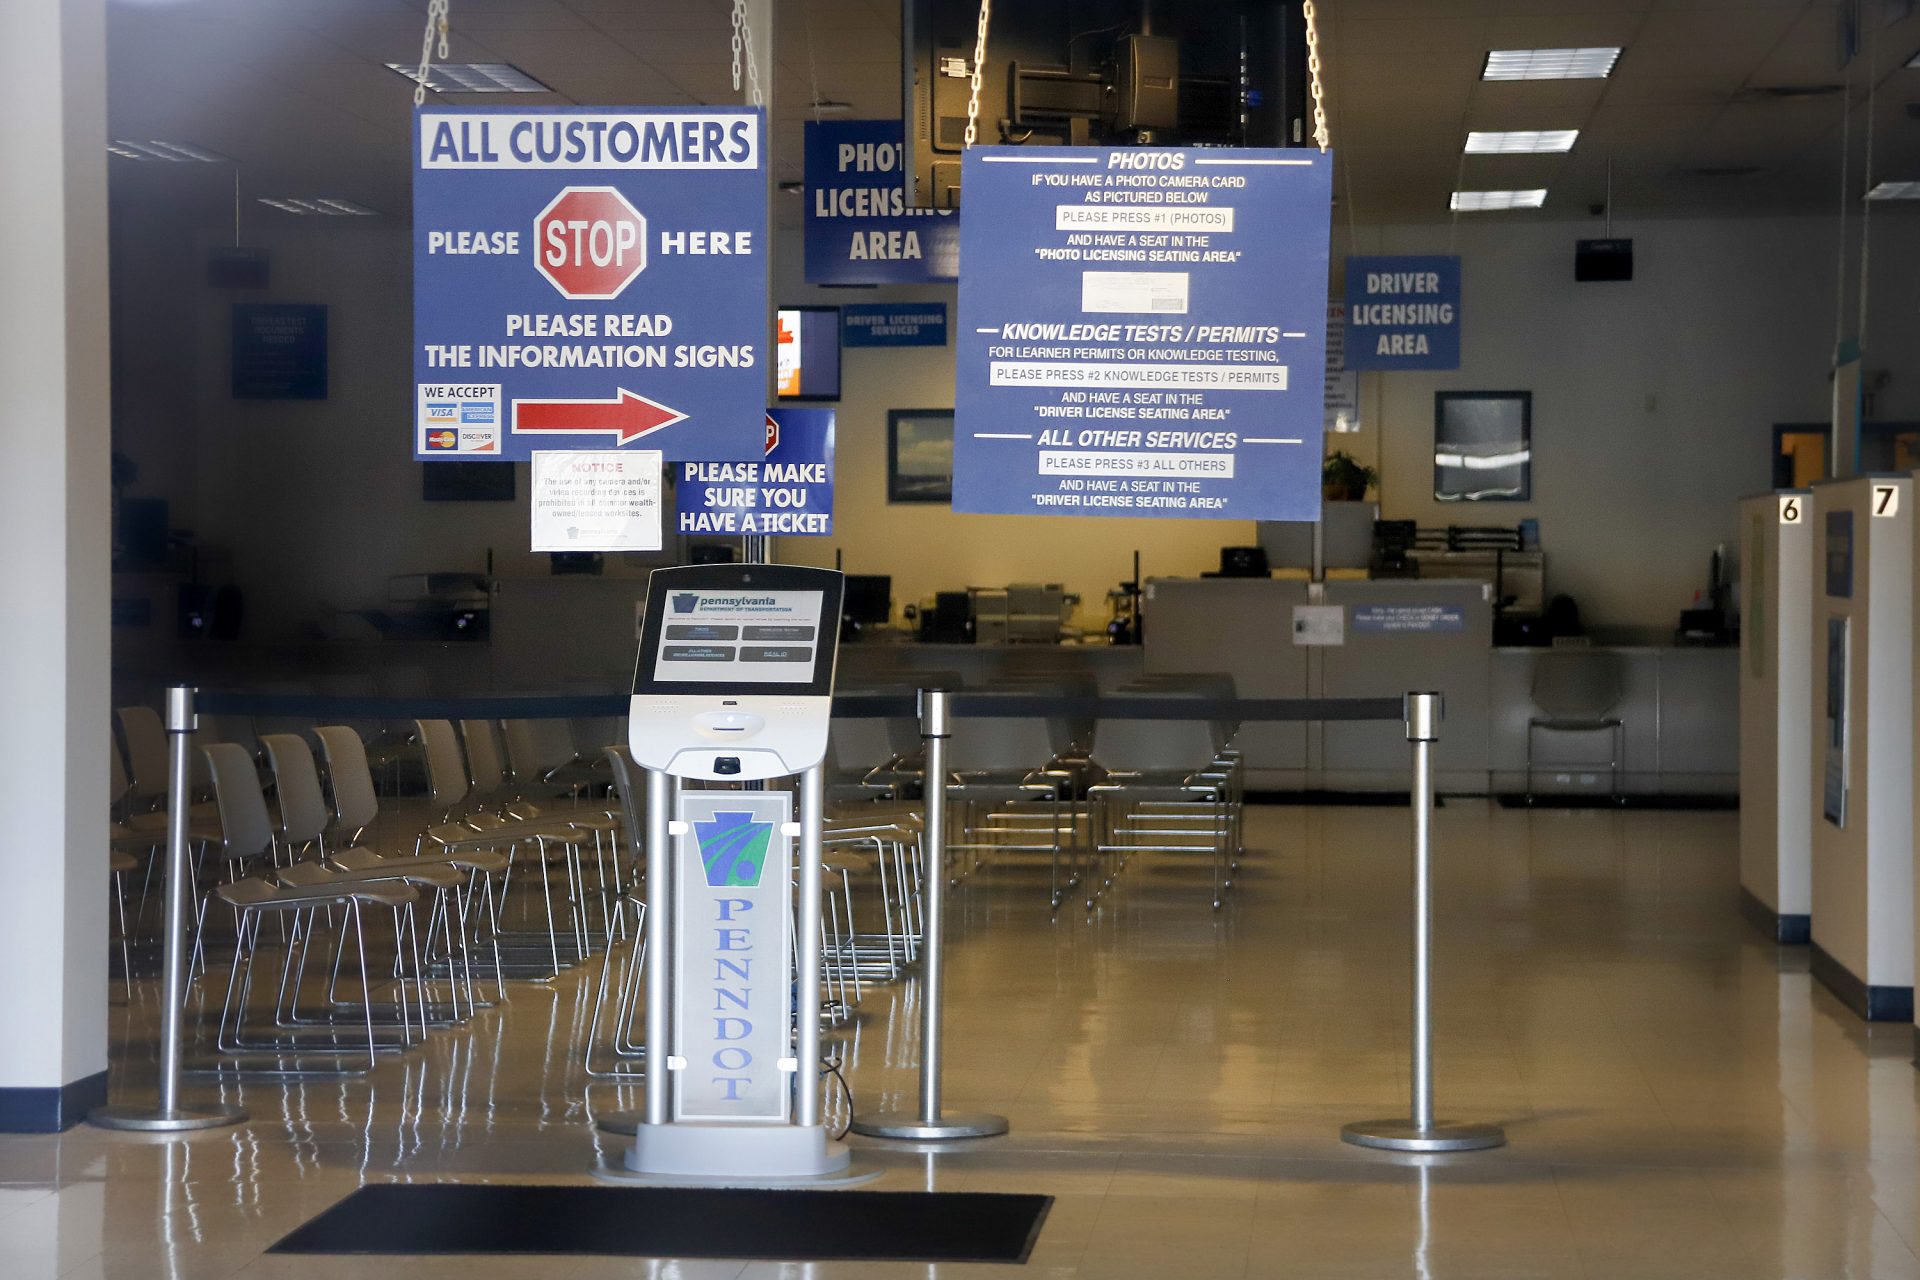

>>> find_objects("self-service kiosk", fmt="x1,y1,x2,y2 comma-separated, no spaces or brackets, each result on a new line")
1809,476,1914,1022
1739,490,1814,943
609,563,873,1184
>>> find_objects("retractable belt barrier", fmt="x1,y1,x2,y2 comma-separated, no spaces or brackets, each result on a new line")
109,682,1502,1157
194,690,1406,724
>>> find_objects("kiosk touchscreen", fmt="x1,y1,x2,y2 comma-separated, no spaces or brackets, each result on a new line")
629,564,845,781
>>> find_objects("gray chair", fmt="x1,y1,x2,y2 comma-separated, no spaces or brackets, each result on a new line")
1525,651,1626,803
316,724,507,1003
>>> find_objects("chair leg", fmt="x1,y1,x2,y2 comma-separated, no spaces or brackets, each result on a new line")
112,870,133,1001
1524,722,1536,804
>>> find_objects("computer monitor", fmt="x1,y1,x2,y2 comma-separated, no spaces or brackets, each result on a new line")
842,575,892,626
628,564,846,781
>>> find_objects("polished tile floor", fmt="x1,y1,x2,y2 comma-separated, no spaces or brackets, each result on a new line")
11,801,1920,1278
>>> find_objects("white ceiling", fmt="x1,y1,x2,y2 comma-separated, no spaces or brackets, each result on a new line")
103,0,1920,230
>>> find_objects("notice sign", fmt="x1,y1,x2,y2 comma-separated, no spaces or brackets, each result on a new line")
530,450,663,552
1344,255,1460,370
803,120,958,285
677,409,835,537
1352,603,1465,634
412,107,768,462
674,790,794,1121
843,303,947,347
952,146,1332,521
233,304,327,399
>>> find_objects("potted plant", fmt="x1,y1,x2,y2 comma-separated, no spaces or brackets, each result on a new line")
1323,450,1377,502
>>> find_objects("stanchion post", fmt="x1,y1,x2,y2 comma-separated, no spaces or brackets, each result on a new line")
90,685,248,1133
795,763,825,1128
850,688,1008,1141
1340,692,1503,1154
643,767,672,1126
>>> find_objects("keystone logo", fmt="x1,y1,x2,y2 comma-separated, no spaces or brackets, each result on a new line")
694,811,774,888
672,593,700,613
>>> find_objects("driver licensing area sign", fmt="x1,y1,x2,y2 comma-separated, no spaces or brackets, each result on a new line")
412,108,767,463
953,146,1332,520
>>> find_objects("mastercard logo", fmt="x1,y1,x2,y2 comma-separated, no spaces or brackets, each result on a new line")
425,430,458,450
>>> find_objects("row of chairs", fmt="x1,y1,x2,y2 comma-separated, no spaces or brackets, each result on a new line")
107,698,938,1096
820,674,1244,913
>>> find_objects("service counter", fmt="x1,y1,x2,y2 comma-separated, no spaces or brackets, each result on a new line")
837,643,1145,690
1144,576,1737,795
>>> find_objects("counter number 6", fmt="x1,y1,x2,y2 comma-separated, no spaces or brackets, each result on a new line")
1873,485,1900,518
1779,495,1803,525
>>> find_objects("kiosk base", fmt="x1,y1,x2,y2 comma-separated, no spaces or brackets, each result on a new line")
604,1123,880,1187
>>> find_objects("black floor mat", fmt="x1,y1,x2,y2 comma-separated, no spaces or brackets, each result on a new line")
1494,793,1738,811
269,1184,1052,1264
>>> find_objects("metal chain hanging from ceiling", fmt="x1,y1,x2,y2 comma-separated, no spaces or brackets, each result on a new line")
413,0,451,107
731,0,765,108
1303,0,1330,152
965,0,992,147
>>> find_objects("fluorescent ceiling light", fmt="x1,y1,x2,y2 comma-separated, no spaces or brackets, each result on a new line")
1464,129,1578,154
1483,48,1622,81
1450,188,1547,211
386,62,550,93
257,197,380,216
1867,181,1920,200
109,139,227,162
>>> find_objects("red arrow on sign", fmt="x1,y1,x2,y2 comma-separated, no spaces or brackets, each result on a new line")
510,389,687,445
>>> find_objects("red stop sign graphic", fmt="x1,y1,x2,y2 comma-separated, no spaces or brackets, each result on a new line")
534,186,648,300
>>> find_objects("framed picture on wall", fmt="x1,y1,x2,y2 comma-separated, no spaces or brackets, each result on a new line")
1435,390,1531,502
887,409,954,504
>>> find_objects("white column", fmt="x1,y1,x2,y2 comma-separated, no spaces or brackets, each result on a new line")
0,0,112,1129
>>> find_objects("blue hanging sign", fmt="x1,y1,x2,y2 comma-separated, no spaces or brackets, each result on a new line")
412,107,768,462
952,145,1332,521
677,408,835,537
803,120,958,285
1343,255,1461,370
843,303,947,347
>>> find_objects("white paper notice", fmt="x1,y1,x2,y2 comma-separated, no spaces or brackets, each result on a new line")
1080,271,1190,315
530,450,663,552
1291,604,1345,647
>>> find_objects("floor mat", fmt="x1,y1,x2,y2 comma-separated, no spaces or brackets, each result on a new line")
268,1184,1052,1264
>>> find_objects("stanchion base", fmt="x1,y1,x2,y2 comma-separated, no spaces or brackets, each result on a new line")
1340,1119,1505,1153
848,1110,1009,1141
88,1103,249,1134
594,1110,642,1136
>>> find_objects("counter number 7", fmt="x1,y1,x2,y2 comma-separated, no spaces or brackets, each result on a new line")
1873,485,1900,518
